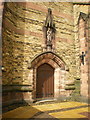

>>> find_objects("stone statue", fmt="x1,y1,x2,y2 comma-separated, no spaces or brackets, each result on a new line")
43,8,56,51
47,27,52,45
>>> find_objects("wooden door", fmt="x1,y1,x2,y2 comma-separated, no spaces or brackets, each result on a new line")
36,63,54,98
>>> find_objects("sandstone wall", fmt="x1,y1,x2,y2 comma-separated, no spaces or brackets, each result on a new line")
2,1,90,106
88,13,90,99
2,2,77,107
2,2,75,86
0,1,4,87
73,4,89,100
73,4,89,78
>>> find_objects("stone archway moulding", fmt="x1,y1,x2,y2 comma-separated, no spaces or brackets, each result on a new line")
29,51,69,99
30,51,68,70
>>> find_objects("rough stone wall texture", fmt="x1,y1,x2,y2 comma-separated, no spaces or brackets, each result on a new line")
89,16,90,99
2,2,90,105
0,1,4,84
2,3,25,85
2,2,78,107
79,18,88,97
73,4,89,99
2,2,75,86
88,7,90,98
73,4,89,79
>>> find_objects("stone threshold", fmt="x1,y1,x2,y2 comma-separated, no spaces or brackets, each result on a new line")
34,98,57,105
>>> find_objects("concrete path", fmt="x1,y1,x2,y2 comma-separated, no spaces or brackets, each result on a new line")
2,101,90,120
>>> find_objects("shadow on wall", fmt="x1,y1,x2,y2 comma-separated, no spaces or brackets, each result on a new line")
2,84,33,113
2,2,33,113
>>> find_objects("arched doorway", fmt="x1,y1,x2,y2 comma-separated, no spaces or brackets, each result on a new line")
36,63,54,98
30,52,68,99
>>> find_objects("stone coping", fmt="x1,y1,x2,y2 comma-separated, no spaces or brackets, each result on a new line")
2,85,33,92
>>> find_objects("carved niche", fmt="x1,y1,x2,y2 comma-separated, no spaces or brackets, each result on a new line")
43,8,56,51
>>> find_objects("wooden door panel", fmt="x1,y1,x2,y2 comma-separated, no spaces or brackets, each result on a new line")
36,63,54,98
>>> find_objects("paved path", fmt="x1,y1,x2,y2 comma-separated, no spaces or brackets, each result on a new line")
2,101,90,120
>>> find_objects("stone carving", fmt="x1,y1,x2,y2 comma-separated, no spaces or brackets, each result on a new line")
47,27,52,46
43,8,56,51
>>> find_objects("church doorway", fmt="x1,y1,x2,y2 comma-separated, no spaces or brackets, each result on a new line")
30,52,67,100
36,63,54,98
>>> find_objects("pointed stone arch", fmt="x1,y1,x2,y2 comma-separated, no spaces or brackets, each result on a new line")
29,52,69,100
30,51,68,70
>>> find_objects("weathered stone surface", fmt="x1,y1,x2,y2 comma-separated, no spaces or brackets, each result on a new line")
73,4,89,78
73,4,89,99
2,2,90,106
2,2,75,85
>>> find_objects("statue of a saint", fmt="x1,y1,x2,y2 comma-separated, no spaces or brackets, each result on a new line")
43,8,56,51
47,27,52,46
